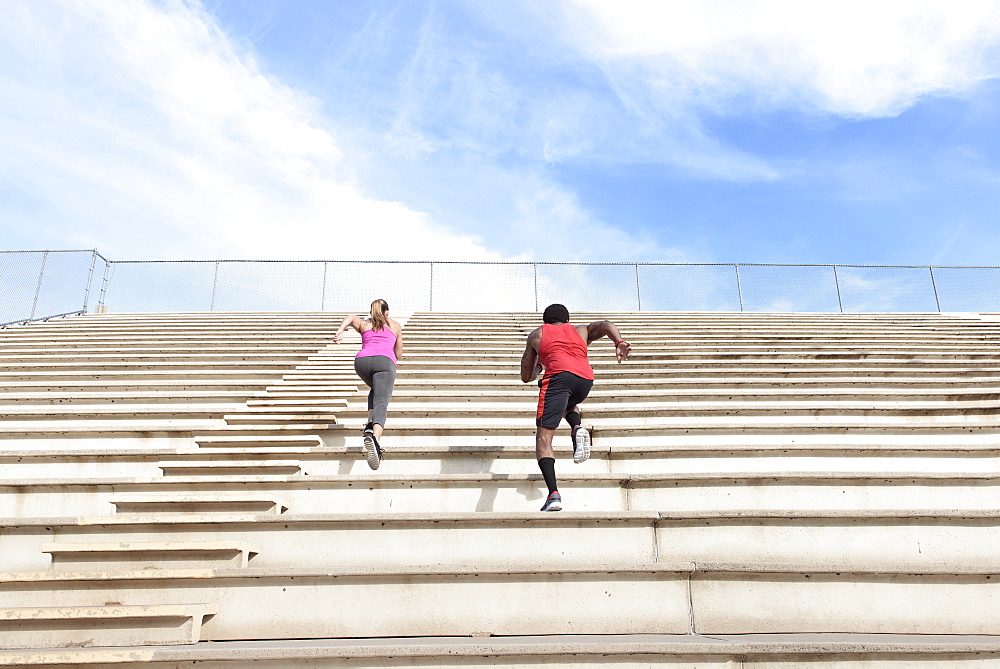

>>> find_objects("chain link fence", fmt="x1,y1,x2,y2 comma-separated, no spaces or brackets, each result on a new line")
0,250,106,326
4,251,1000,322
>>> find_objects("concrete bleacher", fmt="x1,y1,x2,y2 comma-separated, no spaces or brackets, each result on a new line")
4,310,1000,665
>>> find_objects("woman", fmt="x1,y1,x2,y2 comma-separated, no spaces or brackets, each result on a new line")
334,299,403,470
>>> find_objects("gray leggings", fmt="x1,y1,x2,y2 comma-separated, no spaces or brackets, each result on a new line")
354,355,396,427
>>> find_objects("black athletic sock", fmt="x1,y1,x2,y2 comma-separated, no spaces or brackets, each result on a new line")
565,412,581,429
538,457,558,494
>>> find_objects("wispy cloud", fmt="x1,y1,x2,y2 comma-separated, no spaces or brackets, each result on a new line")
563,0,1000,117
453,0,1000,185
0,0,499,260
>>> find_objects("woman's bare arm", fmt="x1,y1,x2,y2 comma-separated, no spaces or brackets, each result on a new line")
333,315,361,344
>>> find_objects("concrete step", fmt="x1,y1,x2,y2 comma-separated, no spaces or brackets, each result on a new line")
339,417,1000,432
0,404,242,419
0,362,310,372
391,365,1000,378
389,376,1000,390
9,439,1000,479
111,494,290,515
9,472,1000,516
4,562,1000,637
390,361,1000,374
0,391,269,405
341,398,1000,415
394,348,1000,359
5,633,1000,667
0,380,294,392
0,371,288,381
6,510,1000,574
157,460,304,476
0,603,217,649
230,402,349,413
0,343,334,352
0,353,323,364
42,541,259,570
223,413,341,425
193,435,325,448
377,387,1000,403
12,439,1000,481
0,422,337,438
399,331,1000,341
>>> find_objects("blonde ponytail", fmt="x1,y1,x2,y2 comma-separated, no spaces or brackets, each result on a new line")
369,299,390,331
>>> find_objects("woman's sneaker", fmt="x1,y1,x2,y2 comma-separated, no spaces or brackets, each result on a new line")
572,426,591,464
363,432,382,470
540,492,562,512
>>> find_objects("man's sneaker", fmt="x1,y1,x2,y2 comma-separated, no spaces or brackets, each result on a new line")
363,433,382,470
572,425,591,464
540,492,562,512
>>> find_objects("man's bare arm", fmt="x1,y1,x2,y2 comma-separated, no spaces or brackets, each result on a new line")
585,320,631,362
520,329,541,382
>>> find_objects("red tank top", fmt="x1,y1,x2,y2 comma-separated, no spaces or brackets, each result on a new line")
538,323,594,380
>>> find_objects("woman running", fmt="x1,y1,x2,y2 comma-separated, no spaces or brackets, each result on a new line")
334,299,403,470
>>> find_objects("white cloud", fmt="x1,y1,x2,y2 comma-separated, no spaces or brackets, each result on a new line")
509,178,680,263
0,0,500,261
563,0,1000,118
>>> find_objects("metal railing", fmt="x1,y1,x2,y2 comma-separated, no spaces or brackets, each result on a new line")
3,250,1000,322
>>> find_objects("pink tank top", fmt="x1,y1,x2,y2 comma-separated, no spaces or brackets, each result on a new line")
356,327,397,364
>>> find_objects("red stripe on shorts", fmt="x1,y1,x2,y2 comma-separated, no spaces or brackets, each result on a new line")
536,375,550,422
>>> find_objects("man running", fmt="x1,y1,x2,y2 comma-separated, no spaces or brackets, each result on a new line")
520,304,631,511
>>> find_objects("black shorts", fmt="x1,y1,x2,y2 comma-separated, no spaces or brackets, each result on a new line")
536,372,593,429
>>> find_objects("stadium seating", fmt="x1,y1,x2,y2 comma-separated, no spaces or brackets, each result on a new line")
3,310,1000,665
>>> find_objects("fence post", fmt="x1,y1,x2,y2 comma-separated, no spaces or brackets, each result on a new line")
929,266,942,313
833,265,844,313
635,264,642,311
96,260,111,311
82,250,98,313
210,261,220,311
429,262,434,312
533,264,538,312
320,262,328,311
29,251,49,320
735,264,744,312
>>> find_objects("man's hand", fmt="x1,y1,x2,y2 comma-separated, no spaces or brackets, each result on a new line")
615,340,631,363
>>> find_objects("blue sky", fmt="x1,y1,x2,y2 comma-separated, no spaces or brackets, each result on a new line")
3,0,1000,264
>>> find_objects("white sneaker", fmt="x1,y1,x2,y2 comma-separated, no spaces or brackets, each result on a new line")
572,426,591,464
363,433,382,470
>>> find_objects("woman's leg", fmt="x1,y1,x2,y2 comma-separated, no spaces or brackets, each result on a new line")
368,360,397,438
355,358,377,432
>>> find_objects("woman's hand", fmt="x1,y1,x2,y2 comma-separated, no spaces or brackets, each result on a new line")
615,340,631,363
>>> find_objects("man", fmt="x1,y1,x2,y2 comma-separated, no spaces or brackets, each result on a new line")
520,304,631,511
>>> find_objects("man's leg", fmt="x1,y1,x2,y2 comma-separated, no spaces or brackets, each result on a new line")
537,427,561,511
565,406,581,431
564,375,593,464
536,426,557,464
536,375,568,511
536,427,558,485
